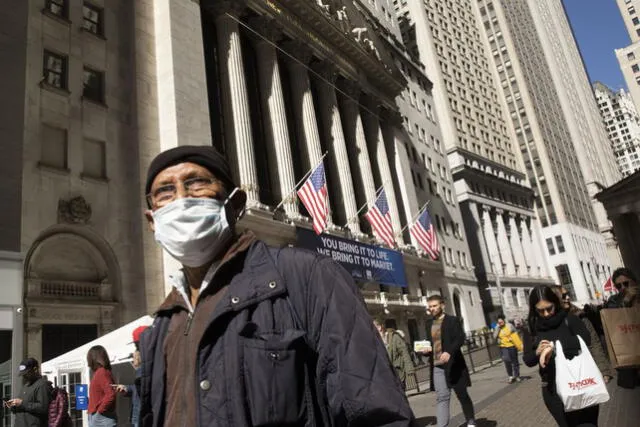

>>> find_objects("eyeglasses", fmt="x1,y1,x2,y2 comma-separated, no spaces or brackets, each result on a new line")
536,305,555,315
561,293,570,300
147,176,220,208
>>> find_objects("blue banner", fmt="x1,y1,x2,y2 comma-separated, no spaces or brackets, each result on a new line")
296,228,408,287
75,384,88,410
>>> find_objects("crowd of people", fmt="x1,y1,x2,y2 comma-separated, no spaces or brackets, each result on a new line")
5,145,638,427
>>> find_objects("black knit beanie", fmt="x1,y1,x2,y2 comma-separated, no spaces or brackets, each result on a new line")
145,145,236,195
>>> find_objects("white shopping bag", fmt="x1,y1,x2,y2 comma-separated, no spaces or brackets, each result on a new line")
555,336,610,412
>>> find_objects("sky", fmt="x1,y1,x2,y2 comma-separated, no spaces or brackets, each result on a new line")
563,0,631,91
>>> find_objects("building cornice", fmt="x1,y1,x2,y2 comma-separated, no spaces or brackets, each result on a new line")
238,0,406,106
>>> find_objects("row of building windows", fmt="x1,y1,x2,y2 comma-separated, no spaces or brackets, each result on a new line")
46,0,104,36
441,245,469,269
43,50,105,104
40,124,107,180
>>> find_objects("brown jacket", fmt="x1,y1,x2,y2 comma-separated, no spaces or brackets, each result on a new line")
159,232,255,427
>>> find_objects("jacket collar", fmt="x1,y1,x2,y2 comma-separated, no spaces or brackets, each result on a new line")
155,232,286,317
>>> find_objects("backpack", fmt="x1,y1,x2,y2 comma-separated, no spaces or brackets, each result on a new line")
48,387,72,427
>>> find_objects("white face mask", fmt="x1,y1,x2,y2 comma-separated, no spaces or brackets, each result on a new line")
152,197,233,267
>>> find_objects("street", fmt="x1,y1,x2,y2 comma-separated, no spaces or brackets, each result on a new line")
408,363,640,426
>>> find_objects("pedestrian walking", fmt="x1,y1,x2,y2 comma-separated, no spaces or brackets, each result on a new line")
494,314,523,383
556,286,614,384
138,145,415,426
87,345,117,427
418,295,476,427
602,267,639,389
374,319,415,388
4,358,50,427
113,326,148,427
523,285,600,427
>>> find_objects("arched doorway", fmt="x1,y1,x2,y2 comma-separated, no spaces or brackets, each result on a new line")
452,290,469,332
23,225,121,362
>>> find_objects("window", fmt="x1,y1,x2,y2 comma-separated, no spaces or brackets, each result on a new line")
45,0,67,18
633,17,640,25
555,264,576,300
83,3,104,35
546,237,556,255
40,124,68,169
468,291,474,306
83,67,105,102
555,236,565,253
83,139,106,179
43,50,68,89
633,64,640,74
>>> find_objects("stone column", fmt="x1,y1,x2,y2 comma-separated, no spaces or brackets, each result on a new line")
339,83,377,205
531,219,549,277
312,62,360,234
509,214,527,277
252,18,297,217
214,4,260,203
519,217,535,276
283,41,332,224
368,107,403,235
482,206,503,275
496,211,516,276
469,202,491,271
393,126,419,247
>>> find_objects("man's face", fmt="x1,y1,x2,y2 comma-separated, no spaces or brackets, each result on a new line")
21,368,38,383
428,301,444,318
145,162,226,229
614,275,637,295
497,318,505,327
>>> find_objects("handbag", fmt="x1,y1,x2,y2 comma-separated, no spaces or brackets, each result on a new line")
554,335,610,411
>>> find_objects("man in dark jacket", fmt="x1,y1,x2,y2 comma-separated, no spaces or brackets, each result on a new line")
6,358,51,427
603,267,639,389
419,295,475,427
139,146,415,426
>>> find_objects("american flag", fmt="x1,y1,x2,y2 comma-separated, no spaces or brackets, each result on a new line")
297,162,329,235
410,209,439,260
365,189,396,247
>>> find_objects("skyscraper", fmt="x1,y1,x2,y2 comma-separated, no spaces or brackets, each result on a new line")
594,81,640,177
616,1,640,114
475,0,622,302
395,0,555,319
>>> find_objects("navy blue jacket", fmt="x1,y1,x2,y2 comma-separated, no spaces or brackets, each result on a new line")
139,239,415,426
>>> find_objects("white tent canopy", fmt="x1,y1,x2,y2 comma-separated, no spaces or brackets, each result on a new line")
42,316,153,374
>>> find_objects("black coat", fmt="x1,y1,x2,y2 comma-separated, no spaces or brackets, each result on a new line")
11,377,50,427
425,315,471,391
139,240,415,427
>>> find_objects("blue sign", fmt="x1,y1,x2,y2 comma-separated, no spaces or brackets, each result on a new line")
75,384,88,410
296,227,408,287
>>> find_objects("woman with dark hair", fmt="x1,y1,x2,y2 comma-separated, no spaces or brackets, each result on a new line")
86,345,117,427
523,285,599,427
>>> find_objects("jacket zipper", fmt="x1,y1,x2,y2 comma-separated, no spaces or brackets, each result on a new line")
184,312,194,336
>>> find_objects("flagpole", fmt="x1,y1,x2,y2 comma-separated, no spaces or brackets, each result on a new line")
396,200,431,236
345,184,384,226
274,151,328,212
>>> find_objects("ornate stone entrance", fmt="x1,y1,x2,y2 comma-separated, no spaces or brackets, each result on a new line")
23,224,120,362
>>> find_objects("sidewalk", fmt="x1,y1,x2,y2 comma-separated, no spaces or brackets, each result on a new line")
408,363,640,426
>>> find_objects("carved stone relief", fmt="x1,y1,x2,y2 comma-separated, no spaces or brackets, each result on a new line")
58,196,92,224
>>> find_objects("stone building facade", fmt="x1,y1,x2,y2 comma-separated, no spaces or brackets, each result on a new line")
472,0,621,304
1,0,491,372
395,0,556,321
594,82,640,178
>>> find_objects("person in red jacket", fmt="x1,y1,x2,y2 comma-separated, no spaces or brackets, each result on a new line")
86,345,117,427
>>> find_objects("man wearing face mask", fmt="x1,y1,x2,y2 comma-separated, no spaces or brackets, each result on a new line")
138,146,416,427
5,358,51,427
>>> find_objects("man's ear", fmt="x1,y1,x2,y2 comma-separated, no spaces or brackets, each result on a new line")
145,210,156,232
